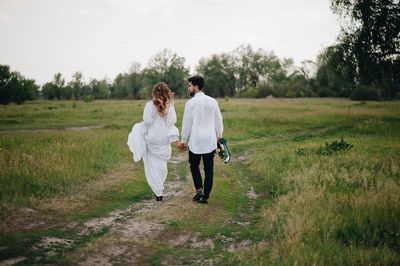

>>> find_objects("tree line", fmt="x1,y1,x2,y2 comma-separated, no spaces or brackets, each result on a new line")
0,46,317,103
1,0,398,104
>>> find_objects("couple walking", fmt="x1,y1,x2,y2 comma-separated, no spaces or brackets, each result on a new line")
127,75,224,204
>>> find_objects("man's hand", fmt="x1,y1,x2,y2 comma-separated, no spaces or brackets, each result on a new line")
177,142,186,151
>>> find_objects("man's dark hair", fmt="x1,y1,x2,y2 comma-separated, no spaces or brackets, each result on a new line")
188,75,204,90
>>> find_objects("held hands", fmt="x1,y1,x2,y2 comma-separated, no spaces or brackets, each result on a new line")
177,138,221,151
177,142,186,151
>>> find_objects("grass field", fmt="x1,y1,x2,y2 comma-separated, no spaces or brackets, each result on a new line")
0,98,399,264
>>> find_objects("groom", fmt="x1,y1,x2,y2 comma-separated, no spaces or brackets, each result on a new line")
177,75,223,204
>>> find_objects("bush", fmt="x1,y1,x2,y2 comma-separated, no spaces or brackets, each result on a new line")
236,87,258,98
350,85,379,101
296,138,353,156
316,138,353,155
82,95,94,102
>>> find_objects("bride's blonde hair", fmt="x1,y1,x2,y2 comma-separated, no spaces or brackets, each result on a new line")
152,82,174,117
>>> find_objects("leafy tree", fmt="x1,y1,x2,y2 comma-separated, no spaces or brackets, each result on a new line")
112,73,131,98
279,59,315,98
61,85,74,100
41,82,56,100
331,0,400,99
68,72,87,100
233,45,282,93
111,63,143,99
299,60,317,81
41,73,66,100
196,53,236,97
142,49,189,97
127,63,143,99
314,44,356,97
272,57,296,85
0,64,39,104
89,78,110,99
0,65,13,103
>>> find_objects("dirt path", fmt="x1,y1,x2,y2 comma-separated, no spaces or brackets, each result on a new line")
69,152,257,265
0,125,104,134
0,151,258,265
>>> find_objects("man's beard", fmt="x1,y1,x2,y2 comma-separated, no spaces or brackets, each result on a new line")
189,91,195,97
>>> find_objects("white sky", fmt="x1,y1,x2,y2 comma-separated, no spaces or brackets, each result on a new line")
0,0,340,85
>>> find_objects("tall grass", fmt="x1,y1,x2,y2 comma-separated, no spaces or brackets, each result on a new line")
0,129,128,210
0,100,146,131
0,100,150,212
224,98,400,264
1,98,399,264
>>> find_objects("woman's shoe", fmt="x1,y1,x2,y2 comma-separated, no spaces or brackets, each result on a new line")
154,194,163,201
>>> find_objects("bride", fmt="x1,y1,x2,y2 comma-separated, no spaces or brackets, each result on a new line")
127,82,179,201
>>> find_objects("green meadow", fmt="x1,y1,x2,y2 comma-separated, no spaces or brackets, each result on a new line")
0,98,399,264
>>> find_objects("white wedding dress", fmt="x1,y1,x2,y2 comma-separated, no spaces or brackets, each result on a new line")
127,101,179,197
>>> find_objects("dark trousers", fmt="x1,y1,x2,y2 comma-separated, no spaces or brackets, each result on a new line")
189,150,215,199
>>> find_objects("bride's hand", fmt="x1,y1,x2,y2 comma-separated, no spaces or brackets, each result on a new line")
177,142,186,151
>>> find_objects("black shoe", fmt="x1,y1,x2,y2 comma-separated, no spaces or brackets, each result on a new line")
192,189,204,202
154,194,163,201
198,195,208,204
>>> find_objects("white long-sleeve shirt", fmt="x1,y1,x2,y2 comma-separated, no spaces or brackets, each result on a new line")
181,91,223,154
143,101,179,146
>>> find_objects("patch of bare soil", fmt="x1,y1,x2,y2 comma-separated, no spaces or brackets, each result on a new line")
76,219,167,266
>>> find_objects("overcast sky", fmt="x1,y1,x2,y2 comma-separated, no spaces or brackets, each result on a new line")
0,0,340,85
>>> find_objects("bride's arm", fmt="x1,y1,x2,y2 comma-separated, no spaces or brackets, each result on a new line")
165,104,177,127
143,101,154,125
